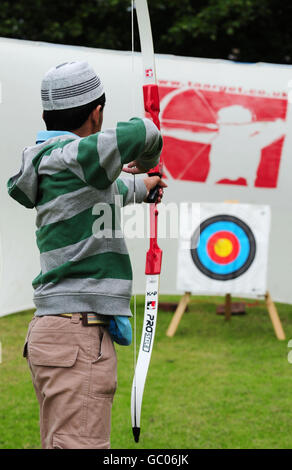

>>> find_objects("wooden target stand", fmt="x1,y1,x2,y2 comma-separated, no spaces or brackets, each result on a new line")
166,200,285,341
166,291,285,340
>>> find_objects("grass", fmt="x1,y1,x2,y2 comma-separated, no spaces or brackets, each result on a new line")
0,295,292,449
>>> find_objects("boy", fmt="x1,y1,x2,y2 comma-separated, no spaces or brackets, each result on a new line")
7,61,165,449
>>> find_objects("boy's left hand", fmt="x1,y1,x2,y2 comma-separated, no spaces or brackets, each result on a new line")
144,176,167,203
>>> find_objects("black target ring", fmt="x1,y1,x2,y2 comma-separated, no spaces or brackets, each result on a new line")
190,214,256,281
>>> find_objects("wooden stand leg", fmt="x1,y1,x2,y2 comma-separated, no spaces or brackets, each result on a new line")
225,293,232,321
265,291,285,340
166,292,191,337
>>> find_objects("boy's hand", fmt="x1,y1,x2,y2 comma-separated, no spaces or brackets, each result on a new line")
144,176,167,203
122,160,148,174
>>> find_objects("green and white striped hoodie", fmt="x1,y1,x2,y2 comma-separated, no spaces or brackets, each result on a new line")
7,117,162,317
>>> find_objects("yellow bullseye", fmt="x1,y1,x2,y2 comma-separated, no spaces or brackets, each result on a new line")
214,238,233,257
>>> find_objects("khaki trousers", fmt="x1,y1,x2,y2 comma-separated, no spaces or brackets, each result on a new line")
23,314,117,449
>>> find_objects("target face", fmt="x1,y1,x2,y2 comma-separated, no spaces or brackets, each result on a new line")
190,215,256,280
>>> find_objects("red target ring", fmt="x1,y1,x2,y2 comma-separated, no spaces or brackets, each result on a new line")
206,231,240,264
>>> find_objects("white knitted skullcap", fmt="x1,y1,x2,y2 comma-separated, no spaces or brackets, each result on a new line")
41,61,104,110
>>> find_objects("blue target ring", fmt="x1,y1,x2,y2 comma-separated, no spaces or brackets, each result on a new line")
190,215,256,281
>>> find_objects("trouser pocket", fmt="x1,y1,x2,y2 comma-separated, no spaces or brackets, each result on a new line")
27,340,83,448
28,342,79,367
89,328,117,398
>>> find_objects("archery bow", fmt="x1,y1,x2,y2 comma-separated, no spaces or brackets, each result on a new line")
130,0,163,443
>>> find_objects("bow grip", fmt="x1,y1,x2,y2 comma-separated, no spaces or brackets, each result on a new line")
146,171,162,203
146,185,160,203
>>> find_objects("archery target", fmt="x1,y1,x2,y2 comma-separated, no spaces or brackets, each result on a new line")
190,215,256,281
177,203,271,297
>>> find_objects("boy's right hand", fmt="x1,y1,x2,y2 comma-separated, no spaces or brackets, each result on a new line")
122,160,148,174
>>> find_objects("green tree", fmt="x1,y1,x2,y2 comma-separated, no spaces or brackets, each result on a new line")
0,0,291,63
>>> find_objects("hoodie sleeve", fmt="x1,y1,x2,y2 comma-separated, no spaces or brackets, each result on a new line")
64,117,162,190
7,117,163,207
7,147,38,208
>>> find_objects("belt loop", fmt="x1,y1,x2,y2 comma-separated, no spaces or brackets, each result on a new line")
71,313,80,324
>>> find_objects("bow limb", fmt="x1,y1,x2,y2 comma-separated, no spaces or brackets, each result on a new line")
130,0,163,443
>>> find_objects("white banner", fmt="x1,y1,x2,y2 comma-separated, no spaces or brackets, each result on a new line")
0,37,292,316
